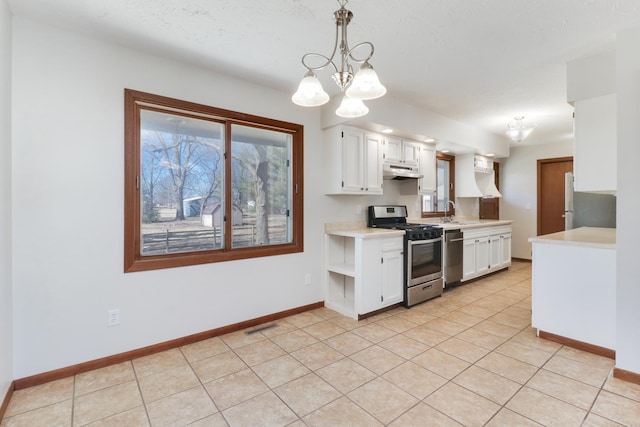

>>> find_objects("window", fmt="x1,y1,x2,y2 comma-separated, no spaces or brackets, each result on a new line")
124,89,304,272
422,153,455,217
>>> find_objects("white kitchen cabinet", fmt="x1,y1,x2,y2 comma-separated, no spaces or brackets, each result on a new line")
573,94,617,192
418,144,437,195
462,237,477,281
475,236,490,276
500,233,512,268
382,137,420,168
488,231,512,270
325,231,404,319
324,126,383,195
489,233,501,270
361,237,404,314
462,225,511,282
530,228,615,350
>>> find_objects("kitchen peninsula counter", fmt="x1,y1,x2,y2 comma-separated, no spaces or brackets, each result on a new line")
529,226,617,355
528,226,615,249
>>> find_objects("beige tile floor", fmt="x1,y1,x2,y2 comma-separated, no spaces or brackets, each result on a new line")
3,260,640,426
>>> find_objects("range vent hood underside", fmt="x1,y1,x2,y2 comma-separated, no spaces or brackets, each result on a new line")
383,164,423,180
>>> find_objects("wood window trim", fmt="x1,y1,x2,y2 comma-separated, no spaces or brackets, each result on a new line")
422,152,456,218
124,89,304,272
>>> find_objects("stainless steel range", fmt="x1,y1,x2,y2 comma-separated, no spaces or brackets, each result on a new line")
368,205,443,307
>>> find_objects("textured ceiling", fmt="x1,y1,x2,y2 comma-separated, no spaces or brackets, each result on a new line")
8,0,640,147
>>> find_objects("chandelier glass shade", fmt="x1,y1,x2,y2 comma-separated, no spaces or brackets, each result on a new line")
506,116,537,142
335,95,369,118
291,0,386,118
291,71,330,106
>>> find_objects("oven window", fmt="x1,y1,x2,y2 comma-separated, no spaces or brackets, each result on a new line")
411,240,442,279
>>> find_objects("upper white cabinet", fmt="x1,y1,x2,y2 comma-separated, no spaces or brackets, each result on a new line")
573,94,617,192
418,144,437,195
324,126,383,195
382,137,420,168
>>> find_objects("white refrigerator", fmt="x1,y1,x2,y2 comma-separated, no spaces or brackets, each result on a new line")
564,172,616,230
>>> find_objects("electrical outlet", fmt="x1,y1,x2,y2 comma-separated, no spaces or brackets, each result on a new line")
107,309,120,327
304,273,312,286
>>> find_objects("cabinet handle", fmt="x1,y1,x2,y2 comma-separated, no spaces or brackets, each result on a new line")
380,295,383,302
381,257,383,264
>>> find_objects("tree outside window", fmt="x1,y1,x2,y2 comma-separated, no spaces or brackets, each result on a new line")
124,90,303,272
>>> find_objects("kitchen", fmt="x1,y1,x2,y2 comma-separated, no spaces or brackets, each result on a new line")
2,1,640,425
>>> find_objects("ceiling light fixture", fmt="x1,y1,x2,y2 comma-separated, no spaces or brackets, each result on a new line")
291,0,386,118
506,116,537,142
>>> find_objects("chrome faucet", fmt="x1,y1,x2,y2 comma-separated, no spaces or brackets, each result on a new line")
444,200,456,223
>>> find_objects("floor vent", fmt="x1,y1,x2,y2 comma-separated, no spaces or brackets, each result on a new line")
245,323,278,335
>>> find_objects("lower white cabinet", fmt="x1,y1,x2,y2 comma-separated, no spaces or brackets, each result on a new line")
325,232,404,319
462,225,512,282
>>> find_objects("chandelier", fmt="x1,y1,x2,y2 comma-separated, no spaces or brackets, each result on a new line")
506,116,537,142
291,0,386,118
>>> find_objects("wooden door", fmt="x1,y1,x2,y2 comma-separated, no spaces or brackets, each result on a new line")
537,157,573,236
479,162,499,219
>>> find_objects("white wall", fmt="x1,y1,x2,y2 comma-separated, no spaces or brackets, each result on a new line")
0,0,13,395
10,17,331,378
615,27,640,374
7,16,452,380
500,141,573,259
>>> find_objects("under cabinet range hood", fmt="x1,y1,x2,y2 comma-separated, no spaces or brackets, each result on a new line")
382,162,423,180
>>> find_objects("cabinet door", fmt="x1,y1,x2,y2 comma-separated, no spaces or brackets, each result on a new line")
475,236,490,276
341,129,365,192
402,141,420,167
383,136,402,163
358,238,381,314
501,234,512,268
462,238,477,281
489,235,501,271
363,133,383,194
418,144,436,195
574,94,616,192
381,239,404,305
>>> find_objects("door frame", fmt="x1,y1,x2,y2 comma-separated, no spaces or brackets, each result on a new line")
536,156,573,235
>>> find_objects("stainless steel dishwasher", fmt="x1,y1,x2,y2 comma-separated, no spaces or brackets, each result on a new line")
444,229,463,286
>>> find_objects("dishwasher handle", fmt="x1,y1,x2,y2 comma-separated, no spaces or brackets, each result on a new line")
448,238,464,243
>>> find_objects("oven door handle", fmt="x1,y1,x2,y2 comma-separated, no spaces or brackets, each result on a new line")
409,237,442,245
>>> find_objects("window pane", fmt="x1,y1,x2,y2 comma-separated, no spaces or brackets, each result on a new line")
423,157,451,214
231,124,292,248
140,109,224,255
436,159,450,211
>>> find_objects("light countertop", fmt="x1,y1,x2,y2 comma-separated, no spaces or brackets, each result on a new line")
411,219,513,230
324,219,512,238
324,222,405,238
528,226,616,249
